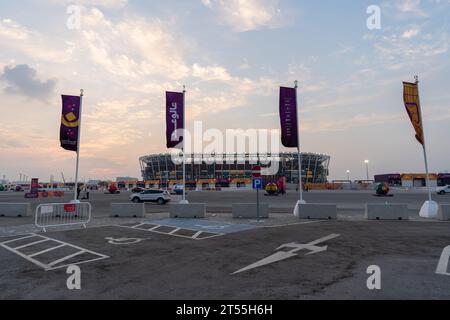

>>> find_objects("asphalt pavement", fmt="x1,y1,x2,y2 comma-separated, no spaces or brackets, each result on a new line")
1,189,450,299
0,219,449,299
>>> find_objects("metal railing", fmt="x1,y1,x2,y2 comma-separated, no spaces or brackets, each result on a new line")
35,202,91,232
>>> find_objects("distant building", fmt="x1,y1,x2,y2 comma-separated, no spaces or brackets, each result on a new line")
401,174,438,188
374,173,449,187
438,174,450,186
87,180,101,185
139,152,331,187
374,174,402,186
116,177,138,182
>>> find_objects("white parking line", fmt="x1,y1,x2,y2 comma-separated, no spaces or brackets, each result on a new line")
116,224,224,241
13,239,49,250
0,233,109,271
29,244,66,258
168,228,181,235
262,220,321,229
1,234,37,245
192,231,203,239
47,251,86,268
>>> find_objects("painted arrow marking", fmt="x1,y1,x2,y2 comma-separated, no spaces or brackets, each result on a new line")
436,245,450,276
232,234,340,275
105,237,145,245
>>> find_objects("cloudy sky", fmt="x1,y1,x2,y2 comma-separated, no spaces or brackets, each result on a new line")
0,0,449,182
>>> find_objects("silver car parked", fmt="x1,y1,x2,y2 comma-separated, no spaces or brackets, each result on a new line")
129,189,171,205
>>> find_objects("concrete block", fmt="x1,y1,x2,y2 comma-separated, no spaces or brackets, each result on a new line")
232,203,270,219
365,203,409,220
110,203,145,218
0,203,32,217
169,203,206,218
298,203,337,220
438,204,450,221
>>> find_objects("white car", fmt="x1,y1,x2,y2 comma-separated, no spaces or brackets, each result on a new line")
129,189,171,204
437,185,450,195
172,183,184,195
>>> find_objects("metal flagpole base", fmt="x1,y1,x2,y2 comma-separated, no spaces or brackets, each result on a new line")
293,199,306,217
419,200,438,219
179,200,189,204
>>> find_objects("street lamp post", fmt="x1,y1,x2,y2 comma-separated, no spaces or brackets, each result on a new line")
364,160,370,181
346,170,350,181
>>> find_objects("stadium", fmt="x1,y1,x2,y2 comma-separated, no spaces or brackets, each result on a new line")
138,152,330,189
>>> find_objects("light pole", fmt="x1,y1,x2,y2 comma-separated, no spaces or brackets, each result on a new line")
364,160,370,181
346,170,350,181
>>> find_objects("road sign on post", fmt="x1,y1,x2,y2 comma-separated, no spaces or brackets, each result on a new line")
252,177,263,222
252,178,263,190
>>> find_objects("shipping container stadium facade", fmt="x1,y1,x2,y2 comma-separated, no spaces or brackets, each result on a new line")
139,152,330,185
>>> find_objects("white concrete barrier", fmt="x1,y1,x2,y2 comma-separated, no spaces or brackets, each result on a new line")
298,203,337,220
0,203,32,217
169,203,206,218
110,203,145,218
438,204,450,221
365,203,409,220
232,203,270,219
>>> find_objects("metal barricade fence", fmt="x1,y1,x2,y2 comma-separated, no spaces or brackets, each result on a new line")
35,202,92,232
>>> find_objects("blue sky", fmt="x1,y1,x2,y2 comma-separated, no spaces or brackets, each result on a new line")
0,0,449,181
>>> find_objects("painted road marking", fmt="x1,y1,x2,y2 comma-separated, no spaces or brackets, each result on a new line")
118,223,223,240
105,237,146,245
2,234,36,245
47,251,86,268
0,233,109,271
168,228,181,235
192,231,203,240
146,219,258,234
262,221,321,228
28,244,66,258
436,245,450,276
13,239,49,250
232,234,341,275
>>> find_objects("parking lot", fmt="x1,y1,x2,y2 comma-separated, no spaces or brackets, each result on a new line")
0,190,450,299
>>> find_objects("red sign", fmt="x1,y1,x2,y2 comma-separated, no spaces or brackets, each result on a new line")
64,204,76,212
25,178,39,199
24,193,39,199
30,178,39,194
252,166,262,178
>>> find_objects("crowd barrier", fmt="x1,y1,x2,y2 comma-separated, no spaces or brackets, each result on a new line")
35,202,91,232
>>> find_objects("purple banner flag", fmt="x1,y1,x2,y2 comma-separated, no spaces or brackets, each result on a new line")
60,95,81,152
279,86,299,148
166,91,184,149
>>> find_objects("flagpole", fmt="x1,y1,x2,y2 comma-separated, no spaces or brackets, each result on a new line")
73,89,84,202
415,76,432,203
294,80,304,204
182,85,187,204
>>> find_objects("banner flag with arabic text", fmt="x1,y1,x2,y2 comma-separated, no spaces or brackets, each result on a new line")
279,86,299,148
166,91,184,149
